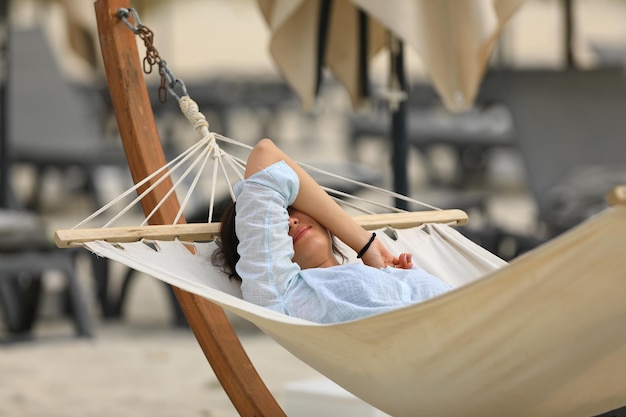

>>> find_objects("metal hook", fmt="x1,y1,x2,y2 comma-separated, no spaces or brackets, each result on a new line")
159,64,188,101
117,7,188,103
117,8,142,33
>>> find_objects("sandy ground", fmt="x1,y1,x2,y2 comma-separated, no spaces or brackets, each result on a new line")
0,280,325,417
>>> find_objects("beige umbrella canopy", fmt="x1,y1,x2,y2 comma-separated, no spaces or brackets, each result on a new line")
258,0,524,204
258,0,386,110
257,0,524,112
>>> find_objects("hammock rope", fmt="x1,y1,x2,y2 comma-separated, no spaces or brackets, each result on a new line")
176,91,447,216
55,9,471,251
70,75,450,233
85,8,437,226
71,103,449,233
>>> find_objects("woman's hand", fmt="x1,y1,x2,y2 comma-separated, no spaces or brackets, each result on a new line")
394,253,413,269
360,238,413,269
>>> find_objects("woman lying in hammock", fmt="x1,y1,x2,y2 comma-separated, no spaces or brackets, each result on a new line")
213,139,453,323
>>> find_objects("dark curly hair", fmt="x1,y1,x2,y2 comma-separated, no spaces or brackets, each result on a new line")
212,201,347,282
211,201,241,281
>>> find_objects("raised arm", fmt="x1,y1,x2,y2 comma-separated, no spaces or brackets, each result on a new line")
246,139,412,269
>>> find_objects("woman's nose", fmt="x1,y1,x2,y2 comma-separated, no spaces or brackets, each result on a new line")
288,216,298,231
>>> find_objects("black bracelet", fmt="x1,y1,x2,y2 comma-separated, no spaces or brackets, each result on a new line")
356,233,376,259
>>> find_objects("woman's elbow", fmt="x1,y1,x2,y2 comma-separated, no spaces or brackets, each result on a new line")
245,138,283,178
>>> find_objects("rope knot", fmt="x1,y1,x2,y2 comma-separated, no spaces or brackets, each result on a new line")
179,95,210,137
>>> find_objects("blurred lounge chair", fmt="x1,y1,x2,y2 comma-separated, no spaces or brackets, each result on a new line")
0,209,93,340
478,67,626,257
8,27,127,210
348,68,626,260
349,83,515,189
4,26,129,330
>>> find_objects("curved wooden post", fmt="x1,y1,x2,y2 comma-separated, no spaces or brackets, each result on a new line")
94,1,286,415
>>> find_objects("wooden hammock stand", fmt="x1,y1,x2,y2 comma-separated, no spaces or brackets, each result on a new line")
95,1,286,414
92,0,465,414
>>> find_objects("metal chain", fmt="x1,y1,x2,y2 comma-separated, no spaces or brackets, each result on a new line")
117,7,188,103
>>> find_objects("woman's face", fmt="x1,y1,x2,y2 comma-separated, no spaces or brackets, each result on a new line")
288,207,338,269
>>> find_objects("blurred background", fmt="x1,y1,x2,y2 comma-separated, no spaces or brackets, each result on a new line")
1,0,626,416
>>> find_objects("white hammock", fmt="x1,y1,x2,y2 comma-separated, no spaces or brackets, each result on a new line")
81,210,626,417
55,92,626,416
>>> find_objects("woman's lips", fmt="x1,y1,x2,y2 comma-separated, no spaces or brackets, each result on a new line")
292,225,311,244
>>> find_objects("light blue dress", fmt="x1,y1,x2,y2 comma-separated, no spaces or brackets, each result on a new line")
234,161,453,324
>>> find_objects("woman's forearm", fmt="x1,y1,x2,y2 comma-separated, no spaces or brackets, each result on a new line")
245,139,372,253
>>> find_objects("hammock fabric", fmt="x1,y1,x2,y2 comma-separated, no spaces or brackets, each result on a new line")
72,202,626,417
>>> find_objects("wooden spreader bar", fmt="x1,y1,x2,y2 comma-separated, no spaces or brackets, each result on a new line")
607,185,626,206
55,209,468,248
